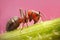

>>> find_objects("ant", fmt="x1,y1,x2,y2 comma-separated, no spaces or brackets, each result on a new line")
6,9,41,31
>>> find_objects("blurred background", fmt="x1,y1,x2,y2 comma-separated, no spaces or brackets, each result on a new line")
0,0,60,34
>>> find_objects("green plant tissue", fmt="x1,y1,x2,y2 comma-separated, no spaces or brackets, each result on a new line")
0,18,60,40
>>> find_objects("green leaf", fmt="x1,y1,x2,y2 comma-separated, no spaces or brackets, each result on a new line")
0,18,60,40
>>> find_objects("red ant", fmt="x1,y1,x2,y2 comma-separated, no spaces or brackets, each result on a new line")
6,9,41,31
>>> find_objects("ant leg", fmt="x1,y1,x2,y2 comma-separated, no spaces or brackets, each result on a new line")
34,21,38,24
26,22,28,27
21,23,24,30
39,17,43,23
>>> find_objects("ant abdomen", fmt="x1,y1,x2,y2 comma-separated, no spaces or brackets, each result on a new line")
6,16,20,31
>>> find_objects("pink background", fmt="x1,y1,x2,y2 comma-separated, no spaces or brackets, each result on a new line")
0,0,60,34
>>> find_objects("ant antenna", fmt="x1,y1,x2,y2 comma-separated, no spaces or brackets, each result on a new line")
39,11,47,21
19,9,24,18
25,10,28,17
